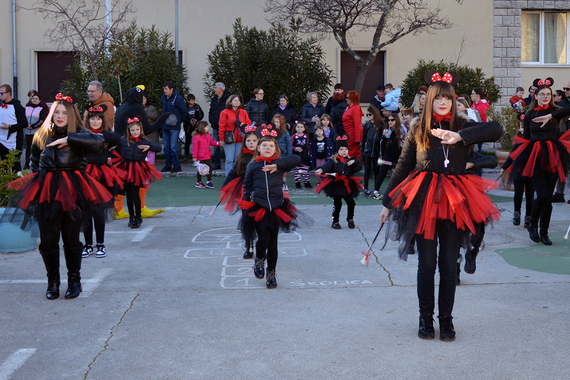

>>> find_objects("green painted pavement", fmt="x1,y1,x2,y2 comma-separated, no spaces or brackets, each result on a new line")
496,236,570,275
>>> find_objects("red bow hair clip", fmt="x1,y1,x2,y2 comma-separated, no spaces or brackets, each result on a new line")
55,93,73,103
261,128,278,137
430,72,453,84
89,106,104,113
244,125,257,133
127,117,139,124
424,70,460,86
336,135,348,141
533,77,554,88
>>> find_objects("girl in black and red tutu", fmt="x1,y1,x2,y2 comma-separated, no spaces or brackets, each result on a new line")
314,134,363,229
238,124,302,288
112,117,162,228
379,73,503,341
82,105,123,258
505,78,570,245
10,93,112,300
219,124,259,259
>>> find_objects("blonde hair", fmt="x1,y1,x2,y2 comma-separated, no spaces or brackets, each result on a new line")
32,100,83,150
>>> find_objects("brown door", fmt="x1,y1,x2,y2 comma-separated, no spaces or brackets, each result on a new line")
341,51,385,102
37,52,78,102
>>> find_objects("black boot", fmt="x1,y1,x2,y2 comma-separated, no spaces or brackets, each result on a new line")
418,313,435,339
464,247,479,274
243,241,254,259
253,257,265,279
528,217,540,243
40,246,60,300
540,205,553,245
523,215,531,229
438,316,456,341
63,246,82,299
512,211,521,226
266,270,277,289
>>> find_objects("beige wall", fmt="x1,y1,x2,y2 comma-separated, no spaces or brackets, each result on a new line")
3,0,495,110
522,67,570,93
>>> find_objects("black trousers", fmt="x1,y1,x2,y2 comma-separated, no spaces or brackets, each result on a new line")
255,220,279,272
125,183,142,219
84,210,106,245
513,176,534,216
530,171,557,230
415,220,463,317
332,195,355,223
374,164,392,192
362,155,379,190
39,212,82,252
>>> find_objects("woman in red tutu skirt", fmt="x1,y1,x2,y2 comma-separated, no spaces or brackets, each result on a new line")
505,78,570,245
11,94,112,300
379,74,503,341
112,117,162,229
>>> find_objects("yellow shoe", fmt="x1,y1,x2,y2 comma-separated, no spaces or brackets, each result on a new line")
114,209,130,220
141,206,165,218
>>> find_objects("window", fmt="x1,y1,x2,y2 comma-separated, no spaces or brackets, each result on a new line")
522,11,569,65
341,50,385,102
37,52,78,101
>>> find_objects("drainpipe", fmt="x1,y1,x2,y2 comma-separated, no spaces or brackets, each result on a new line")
12,0,18,99
175,0,179,63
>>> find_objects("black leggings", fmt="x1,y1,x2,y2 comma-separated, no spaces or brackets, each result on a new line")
39,213,82,252
374,164,392,192
125,183,142,219
84,210,105,245
332,195,355,223
415,220,463,317
530,171,557,223
513,177,534,216
255,221,279,272
362,155,379,190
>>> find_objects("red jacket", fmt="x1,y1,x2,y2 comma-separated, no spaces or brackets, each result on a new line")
472,100,489,122
218,108,251,144
192,132,219,161
342,104,364,159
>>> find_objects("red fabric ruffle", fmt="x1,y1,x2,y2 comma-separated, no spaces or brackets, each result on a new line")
112,153,162,188
86,163,125,189
219,177,244,213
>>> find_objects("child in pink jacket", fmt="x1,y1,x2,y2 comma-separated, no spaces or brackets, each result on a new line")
192,121,220,189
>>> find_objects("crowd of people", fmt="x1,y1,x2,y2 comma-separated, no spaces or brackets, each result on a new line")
2,73,570,343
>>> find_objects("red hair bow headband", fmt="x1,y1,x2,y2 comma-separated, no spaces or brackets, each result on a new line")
537,78,551,86
127,117,139,124
430,72,453,84
244,125,257,133
89,106,104,113
261,128,278,137
55,93,73,103
336,135,348,141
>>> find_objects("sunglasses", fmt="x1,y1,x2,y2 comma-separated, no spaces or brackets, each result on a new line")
366,113,372,116
387,118,396,122
564,87,570,91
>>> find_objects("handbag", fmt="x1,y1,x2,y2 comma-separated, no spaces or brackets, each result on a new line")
178,128,186,144
165,113,178,127
224,109,241,144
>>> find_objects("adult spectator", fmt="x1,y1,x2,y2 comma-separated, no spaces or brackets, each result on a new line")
380,83,402,112
413,92,427,118
23,92,48,169
160,81,187,173
269,95,298,131
301,92,325,138
553,89,566,105
330,92,348,135
245,88,270,125
142,94,160,165
342,90,364,160
0,84,27,170
208,82,231,170
471,87,489,122
524,84,537,107
325,83,344,114
218,95,251,176
370,85,386,111
27,89,49,115
85,81,115,126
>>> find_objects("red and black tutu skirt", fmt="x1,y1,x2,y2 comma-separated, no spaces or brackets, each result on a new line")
507,131,570,182
7,169,113,231
111,154,162,188
236,199,301,238
315,174,363,198
385,171,501,260
86,163,125,196
219,177,244,214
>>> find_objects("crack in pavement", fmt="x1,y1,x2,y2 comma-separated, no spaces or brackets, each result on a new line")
188,204,205,226
83,292,140,380
357,224,394,286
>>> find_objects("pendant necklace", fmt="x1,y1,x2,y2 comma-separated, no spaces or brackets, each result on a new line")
443,146,450,168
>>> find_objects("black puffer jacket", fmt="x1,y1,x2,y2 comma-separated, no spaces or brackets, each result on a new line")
317,156,363,197
330,100,347,135
114,87,171,136
208,91,231,130
362,122,381,158
245,99,270,125
269,104,298,130
243,155,301,210
30,127,105,172
382,118,503,207
87,130,121,165
380,130,402,163
115,136,162,162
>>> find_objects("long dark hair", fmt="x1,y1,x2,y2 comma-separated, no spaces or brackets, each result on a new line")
388,113,402,147
235,132,258,176
367,105,384,135
527,85,559,114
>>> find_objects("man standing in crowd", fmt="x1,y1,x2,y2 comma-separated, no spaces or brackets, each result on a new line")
524,84,537,108
85,81,115,126
0,84,27,170
208,82,230,170
370,85,385,111
325,83,344,115
160,82,187,173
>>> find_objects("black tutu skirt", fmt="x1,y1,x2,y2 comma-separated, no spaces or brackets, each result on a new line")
111,153,162,188
315,174,363,198
384,171,500,260
6,169,113,232
507,130,570,182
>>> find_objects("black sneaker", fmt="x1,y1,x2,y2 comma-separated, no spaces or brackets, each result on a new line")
304,182,313,188
253,258,265,279
160,165,171,172
331,222,341,229
81,244,93,258
347,219,355,229
439,316,456,341
295,182,302,189
243,248,254,259
171,166,182,173
418,314,435,340
552,193,565,203
523,216,531,229
95,244,106,258
512,211,521,226
266,270,277,289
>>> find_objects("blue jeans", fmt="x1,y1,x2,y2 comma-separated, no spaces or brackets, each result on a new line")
224,142,240,176
162,129,181,169
212,129,221,167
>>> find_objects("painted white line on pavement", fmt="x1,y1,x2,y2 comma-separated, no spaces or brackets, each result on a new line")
0,348,37,380
105,226,153,242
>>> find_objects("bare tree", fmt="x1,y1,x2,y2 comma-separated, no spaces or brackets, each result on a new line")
265,0,463,95
20,0,136,81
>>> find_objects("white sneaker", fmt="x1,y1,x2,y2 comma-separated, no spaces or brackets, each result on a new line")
95,244,106,258
82,244,93,258
283,184,289,191
373,191,383,200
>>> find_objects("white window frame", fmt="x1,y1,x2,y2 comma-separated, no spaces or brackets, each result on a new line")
522,11,570,66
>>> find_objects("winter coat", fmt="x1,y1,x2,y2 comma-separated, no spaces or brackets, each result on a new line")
379,129,402,163
84,92,115,127
317,156,363,197
24,103,47,136
192,132,219,161
2,98,27,149
269,104,298,131
381,88,402,112
300,102,325,133
362,122,381,158
342,104,364,159
218,108,251,144
185,104,204,134
161,89,188,130
114,135,161,162
243,155,301,211
115,87,170,136
330,100,347,135
87,130,121,165
370,95,384,112
30,127,105,173
144,105,160,143
245,99,270,125
277,130,292,157
208,91,231,130
291,133,310,165
310,137,335,167
471,99,489,122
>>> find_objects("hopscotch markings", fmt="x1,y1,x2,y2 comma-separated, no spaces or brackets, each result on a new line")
0,348,37,380
220,256,263,289
191,228,302,244
290,279,374,288
184,246,307,259
0,268,112,298
106,226,153,242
